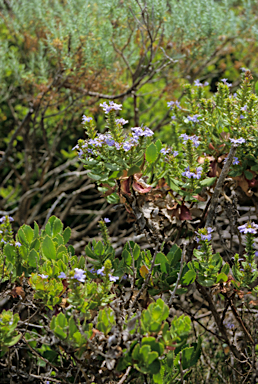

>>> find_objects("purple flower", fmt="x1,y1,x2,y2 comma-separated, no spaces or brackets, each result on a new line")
255,251,258,257
240,115,245,119
187,115,200,123
39,274,48,279
194,79,203,87
240,67,247,72
233,93,237,98
72,268,86,283
173,151,179,157
232,157,239,165
167,100,181,109
87,148,94,154
115,142,121,150
109,274,119,282
88,138,102,147
131,127,143,137
0,216,14,223
116,118,128,125
105,138,115,146
221,78,232,87
0,239,6,244
89,267,96,274
229,137,245,144
142,127,154,137
97,266,105,276
123,141,134,151
182,166,202,179
104,217,111,223
204,81,209,86
78,149,83,158
15,242,21,247
160,148,170,155
58,272,67,279
100,101,122,114
224,322,234,330
241,105,248,112
82,115,92,123
238,222,258,234
72,144,79,151
201,234,212,241
171,115,176,121
180,134,200,148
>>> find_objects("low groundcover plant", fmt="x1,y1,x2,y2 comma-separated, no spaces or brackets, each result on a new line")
1,72,258,383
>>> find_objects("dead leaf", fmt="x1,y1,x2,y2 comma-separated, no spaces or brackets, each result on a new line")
140,265,149,278
132,181,152,193
120,178,131,195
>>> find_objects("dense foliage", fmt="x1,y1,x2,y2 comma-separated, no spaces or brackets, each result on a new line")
1,71,258,382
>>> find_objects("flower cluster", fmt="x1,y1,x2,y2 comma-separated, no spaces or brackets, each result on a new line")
194,79,209,87
167,100,181,109
182,166,202,180
187,115,200,123
180,134,200,148
229,137,246,145
221,78,232,87
100,101,122,114
238,222,258,235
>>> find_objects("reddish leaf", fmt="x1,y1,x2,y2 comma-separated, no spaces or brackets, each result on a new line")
209,143,215,150
132,181,152,193
179,204,192,220
120,178,131,195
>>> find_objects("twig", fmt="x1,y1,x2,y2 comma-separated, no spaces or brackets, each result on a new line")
206,144,237,228
130,243,161,309
168,242,186,306
118,366,132,384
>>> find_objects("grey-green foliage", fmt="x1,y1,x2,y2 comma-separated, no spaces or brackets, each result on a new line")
0,0,256,95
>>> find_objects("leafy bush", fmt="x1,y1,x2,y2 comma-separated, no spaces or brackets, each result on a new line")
1,72,258,382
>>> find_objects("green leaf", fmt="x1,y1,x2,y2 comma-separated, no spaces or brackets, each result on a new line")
128,165,141,176
216,272,228,283
17,228,28,246
221,263,230,275
133,243,141,260
33,222,39,239
155,139,162,153
146,143,158,163
28,249,38,268
166,177,180,191
4,333,22,347
183,270,196,285
23,225,34,243
255,81,258,96
41,236,56,260
200,177,216,187
244,170,254,180
4,244,16,263
53,218,63,237
54,326,67,340
251,163,258,171
63,227,71,244
146,351,159,365
122,249,132,265
155,252,168,273
94,241,104,256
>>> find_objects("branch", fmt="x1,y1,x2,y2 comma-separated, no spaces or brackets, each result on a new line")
168,242,186,306
206,144,237,228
